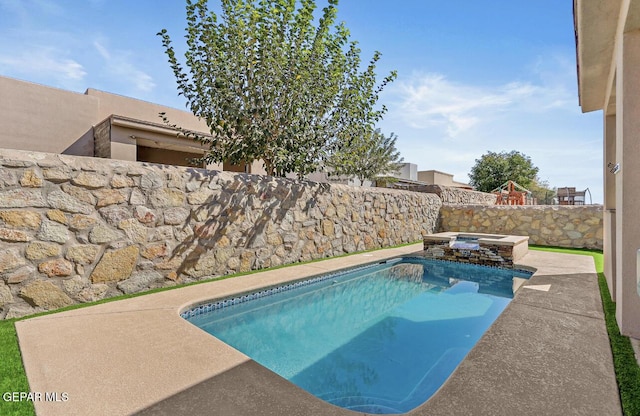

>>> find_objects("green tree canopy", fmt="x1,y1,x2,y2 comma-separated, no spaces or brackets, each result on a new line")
158,0,396,178
326,128,404,183
468,150,539,192
529,178,557,205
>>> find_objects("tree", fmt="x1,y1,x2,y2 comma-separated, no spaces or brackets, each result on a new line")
158,0,396,178
468,150,539,192
326,128,404,184
529,178,556,205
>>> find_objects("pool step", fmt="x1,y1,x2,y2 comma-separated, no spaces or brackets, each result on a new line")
321,347,470,414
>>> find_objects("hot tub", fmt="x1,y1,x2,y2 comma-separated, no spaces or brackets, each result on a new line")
422,232,529,268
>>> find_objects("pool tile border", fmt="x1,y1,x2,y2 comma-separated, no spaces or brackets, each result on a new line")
180,261,382,319
180,256,533,319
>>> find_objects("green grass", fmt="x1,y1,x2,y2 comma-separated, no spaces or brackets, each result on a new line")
598,267,640,416
0,318,34,416
531,245,640,416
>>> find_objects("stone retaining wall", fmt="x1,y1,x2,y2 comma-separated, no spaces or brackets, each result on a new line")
417,185,496,205
0,147,605,319
0,149,442,319
439,204,603,249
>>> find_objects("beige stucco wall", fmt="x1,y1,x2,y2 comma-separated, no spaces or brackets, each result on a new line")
0,76,212,158
576,0,640,338
0,76,274,177
0,77,99,155
613,28,640,338
417,170,470,188
87,89,209,133
418,170,449,185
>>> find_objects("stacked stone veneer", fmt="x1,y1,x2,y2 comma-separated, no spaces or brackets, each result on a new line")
0,149,442,319
439,204,603,249
422,240,518,268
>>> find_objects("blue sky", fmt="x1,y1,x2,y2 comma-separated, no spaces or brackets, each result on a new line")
0,0,603,202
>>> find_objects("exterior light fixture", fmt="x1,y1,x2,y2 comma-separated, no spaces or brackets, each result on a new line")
607,162,620,174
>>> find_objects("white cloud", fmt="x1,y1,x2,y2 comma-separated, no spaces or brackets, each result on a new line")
93,41,110,60
378,55,603,202
389,69,576,139
0,48,86,81
129,71,156,93
392,74,517,135
93,40,156,93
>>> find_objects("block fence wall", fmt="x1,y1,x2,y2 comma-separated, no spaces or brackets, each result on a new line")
439,204,603,250
0,149,442,319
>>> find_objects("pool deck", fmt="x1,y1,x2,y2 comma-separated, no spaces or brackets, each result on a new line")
15,244,621,416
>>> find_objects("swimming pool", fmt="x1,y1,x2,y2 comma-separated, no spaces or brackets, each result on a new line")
184,257,532,414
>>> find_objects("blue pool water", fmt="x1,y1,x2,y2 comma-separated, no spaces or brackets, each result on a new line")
185,257,532,414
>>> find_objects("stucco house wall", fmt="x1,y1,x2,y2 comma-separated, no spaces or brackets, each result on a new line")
0,77,99,155
417,170,471,189
575,0,640,338
0,76,267,173
0,76,209,154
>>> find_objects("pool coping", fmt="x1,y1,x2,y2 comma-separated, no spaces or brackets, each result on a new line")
14,244,622,416
423,231,529,246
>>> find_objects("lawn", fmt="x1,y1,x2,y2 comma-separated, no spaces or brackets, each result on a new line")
0,317,32,416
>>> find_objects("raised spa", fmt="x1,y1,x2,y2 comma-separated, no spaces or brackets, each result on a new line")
182,257,532,414
423,232,529,268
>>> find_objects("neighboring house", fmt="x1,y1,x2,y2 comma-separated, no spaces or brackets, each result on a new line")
0,75,266,174
324,174,374,187
323,164,473,191
0,76,420,186
417,170,472,189
379,166,474,192
575,0,640,338
305,163,417,188
395,163,418,182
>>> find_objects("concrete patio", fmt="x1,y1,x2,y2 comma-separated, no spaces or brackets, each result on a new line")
16,244,621,416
